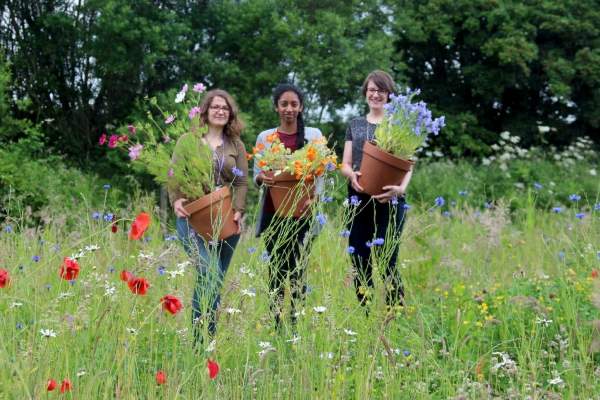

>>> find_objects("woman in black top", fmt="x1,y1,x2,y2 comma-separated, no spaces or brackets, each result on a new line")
340,70,412,311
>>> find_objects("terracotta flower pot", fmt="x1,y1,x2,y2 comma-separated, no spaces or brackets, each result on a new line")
265,171,314,218
358,141,414,196
183,186,237,241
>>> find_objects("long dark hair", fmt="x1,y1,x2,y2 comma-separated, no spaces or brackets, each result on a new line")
198,89,244,138
272,83,306,149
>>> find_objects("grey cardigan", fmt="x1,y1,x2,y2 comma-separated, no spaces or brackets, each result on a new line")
252,127,325,237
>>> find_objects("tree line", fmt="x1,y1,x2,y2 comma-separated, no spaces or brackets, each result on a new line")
1,0,598,172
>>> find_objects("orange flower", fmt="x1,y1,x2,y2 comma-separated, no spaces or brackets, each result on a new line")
258,160,267,168
253,143,265,154
315,165,324,176
246,153,253,160
306,146,316,162
266,133,278,143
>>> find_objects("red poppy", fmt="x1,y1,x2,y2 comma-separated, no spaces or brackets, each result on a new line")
155,370,166,385
0,268,9,288
128,277,149,295
592,269,599,279
47,379,57,391
129,212,151,240
120,270,133,282
59,258,80,281
60,379,72,393
111,223,118,233
161,295,183,315
207,359,219,380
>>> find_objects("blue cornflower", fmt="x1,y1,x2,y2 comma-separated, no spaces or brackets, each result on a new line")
350,195,360,206
391,196,398,205
373,238,385,246
157,266,166,275
366,240,373,248
92,212,101,220
164,234,178,241
16,323,24,330
552,207,563,213
347,246,355,254
322,196,333,203
261,250,270,262
247,247,257,254
103,184,111,190
443,211,452,217
558,251,565,261
325,162,336,172
45,284,52,291
434,196,445,207
575,212,585,219
316,213,327,226
569,194,581,202
458,190,468,196
108,266,115,273
32,255,40,262
3,225,13,233
403,350,411,357
403,203,411,210
533,182,543,190
103,213,114,222
306,285,313,294
52,244,61,252
484,202,492,209
594,203,600,211
340,230,350,238
232,166,244,177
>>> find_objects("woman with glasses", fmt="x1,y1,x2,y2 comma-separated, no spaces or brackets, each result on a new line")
340,70,411,313
253,83,323,331
170,89,248,345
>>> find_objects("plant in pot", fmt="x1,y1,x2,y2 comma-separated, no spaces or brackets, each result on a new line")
359,88,445,195
254,135,337,217
105,83,238,241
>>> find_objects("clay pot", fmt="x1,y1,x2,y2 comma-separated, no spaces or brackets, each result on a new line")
358,141,414,196
265,171,314,218
183,186,238,241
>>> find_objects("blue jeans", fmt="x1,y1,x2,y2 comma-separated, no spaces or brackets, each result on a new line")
176,218,240,343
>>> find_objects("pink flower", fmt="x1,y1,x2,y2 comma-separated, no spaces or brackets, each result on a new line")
188,107,201,120
108,135,118,148
167,168,174,177
128,124,136,135
193,83,206,93
181,83,188,93
128,144,143,161
165,115,175,124
98,133,107,146
163,135,171,143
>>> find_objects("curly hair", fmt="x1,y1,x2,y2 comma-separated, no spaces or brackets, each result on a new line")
198,89,244,137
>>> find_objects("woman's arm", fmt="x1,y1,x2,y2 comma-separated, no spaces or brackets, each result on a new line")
372,165,414,203
232,139,249,212
341,140,363,192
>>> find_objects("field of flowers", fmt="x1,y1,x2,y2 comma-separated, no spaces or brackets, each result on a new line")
1,167,600,399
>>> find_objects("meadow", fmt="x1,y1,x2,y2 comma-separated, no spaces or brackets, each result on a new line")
1,154,600,399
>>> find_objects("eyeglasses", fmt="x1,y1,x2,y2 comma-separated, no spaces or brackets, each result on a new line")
367,88,388,95
209,105,230,113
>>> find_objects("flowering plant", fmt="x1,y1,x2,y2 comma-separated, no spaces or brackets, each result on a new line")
375,88,445,159
101,83,215,199
253,134,337,180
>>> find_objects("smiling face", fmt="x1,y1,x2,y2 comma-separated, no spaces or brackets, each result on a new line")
207,96,231,128
275,91,303,125
365,80,389,111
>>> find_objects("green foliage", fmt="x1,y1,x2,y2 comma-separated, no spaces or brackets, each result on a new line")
168,133,214,199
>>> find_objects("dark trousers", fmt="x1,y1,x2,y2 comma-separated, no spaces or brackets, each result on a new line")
347,186,407,308
262,212,312,328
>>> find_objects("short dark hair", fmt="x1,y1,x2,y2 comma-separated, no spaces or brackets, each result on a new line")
361,70,396,97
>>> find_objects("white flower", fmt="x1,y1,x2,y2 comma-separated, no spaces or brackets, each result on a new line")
70,251,85,259
342,199,349,207
258,341,272,349
538,125,551,134
58,292,74,300
509,136,520,144
9,302,23,308
320,352,334,359
166,269,184,278
344,329,357,336
294,309,306,318
176,261,191,269
126,327,138,335
590,169,597,176
84,244,100,252
500,131,511,140
313,306,327,314
241,288,256,297
286,335,301,344
205,339,216,353
535,317,553,327
103,283,116,297
138,252,154,260
77,370,86,377
175,90,186,103
40,329,57,338
224,307,241,315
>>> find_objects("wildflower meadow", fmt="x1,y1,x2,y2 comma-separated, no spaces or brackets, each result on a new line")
1,150,599,399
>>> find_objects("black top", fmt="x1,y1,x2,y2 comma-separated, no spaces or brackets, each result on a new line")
344,117,377,171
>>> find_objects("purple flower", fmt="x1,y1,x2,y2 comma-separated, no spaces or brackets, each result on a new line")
403,203,411,210
434,196,445,207
391,196,398,205
322,196,333,203
32,255,40,262
261,250,270,262
92,212,101,220
4,225,13,233
157,266,166,275
103,213,114,222
168,168,174,177
188,106,201,120
247,247,257,254
325,162,336,172
347,246,355,254
350,195,360,206
575,212,585,219
164,234,178,241
128,144,143,161
569,194,581,202
193,83,206,93
103,184,111,190
403,350,411,357
127,124,136,135
373,238,384,246
458,190,468,196
484,202,492,209
165,115,175,124
366,241,373,248
443,211,451,217
316,213,327,226
232,166,244,177
594,203,600,211
533,182,543,190
340,230,350,238
552,207,563,213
